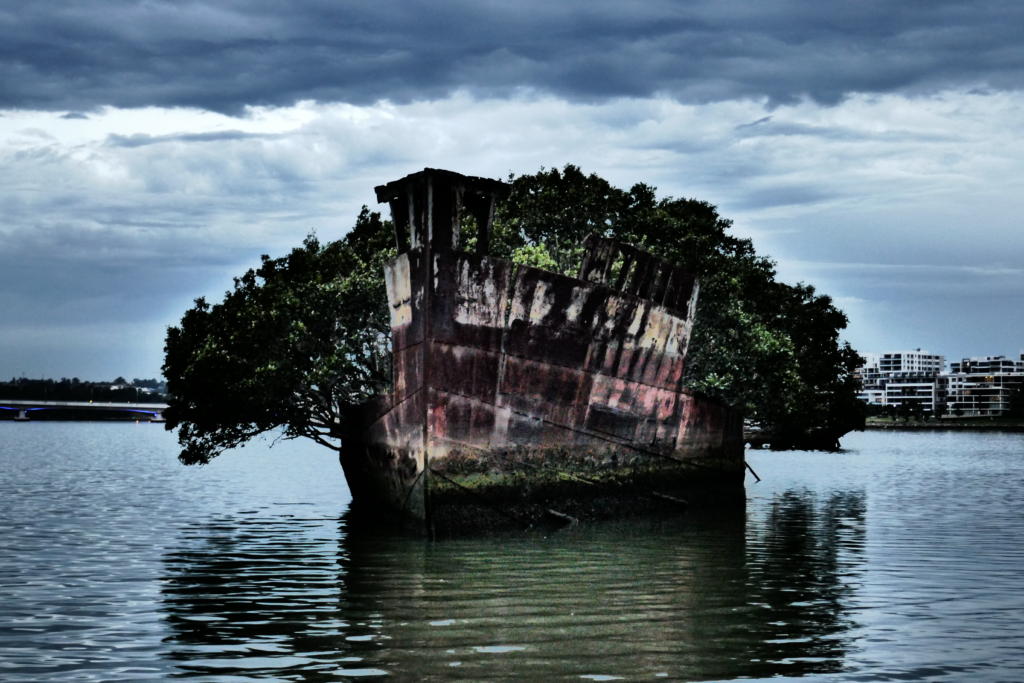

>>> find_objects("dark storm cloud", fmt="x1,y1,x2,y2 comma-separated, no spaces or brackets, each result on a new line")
731,184,838,211
3,0,1023,113
733,119,954,143
736,116,773,130
106,130,279,147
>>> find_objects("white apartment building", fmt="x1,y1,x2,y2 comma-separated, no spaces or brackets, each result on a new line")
882,373,946,413
950,355,1024,374
857,349,945,412
945,354,1024,416
877,350,946,375
854,353,885,404
858,350,1024,417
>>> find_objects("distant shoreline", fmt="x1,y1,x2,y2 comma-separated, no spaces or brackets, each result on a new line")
864,419,1024,433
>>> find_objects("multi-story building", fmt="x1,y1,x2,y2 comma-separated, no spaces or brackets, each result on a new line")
877,350,946,375
857,349,945,412
883,372,946,413
950,355,1024,374
945,355,1024,416
858,350,1024,417
854,353,885,405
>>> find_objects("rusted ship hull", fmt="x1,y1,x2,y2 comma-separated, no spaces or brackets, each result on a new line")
340,169,745,533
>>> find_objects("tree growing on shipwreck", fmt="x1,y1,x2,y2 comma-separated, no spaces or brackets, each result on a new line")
164,165,863,468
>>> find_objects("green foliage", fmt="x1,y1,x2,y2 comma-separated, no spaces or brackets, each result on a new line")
509,243,560,270
491,165,864,444
165,165,864,463
163,208,393,464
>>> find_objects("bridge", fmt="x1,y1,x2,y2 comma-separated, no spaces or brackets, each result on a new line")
0,399,168,422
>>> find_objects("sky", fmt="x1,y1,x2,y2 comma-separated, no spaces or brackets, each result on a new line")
1,0,1022,380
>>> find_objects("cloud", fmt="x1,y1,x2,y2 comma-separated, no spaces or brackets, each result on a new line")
2,86,1023,376
3,2,1022,380
106,130,280,148
0,320,168,381
774,256,1024,360
779,260,1024,296
2,1,1024,113
789,262,1024,277
736,116,772,130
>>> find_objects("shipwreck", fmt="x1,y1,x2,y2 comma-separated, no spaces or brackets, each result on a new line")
340,168,745,533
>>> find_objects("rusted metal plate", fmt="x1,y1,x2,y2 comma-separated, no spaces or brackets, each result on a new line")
341,168,744,532
430,252,512,350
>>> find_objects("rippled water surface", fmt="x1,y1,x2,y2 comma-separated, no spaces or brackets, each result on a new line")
1,424,1023,681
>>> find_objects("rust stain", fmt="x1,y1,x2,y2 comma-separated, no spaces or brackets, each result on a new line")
341,168,745,532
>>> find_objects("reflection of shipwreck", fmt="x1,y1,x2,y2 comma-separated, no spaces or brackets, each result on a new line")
341,169,744,532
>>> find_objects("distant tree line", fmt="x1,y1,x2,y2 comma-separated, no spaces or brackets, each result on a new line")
865,402,943,422
0,377,168,403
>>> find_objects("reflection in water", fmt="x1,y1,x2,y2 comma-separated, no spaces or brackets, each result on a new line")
745,490,866,674
161,511,349,678
161,492,865,680
7,429,1022,681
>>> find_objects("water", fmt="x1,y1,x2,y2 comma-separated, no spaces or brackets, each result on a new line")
1,424,1022,681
